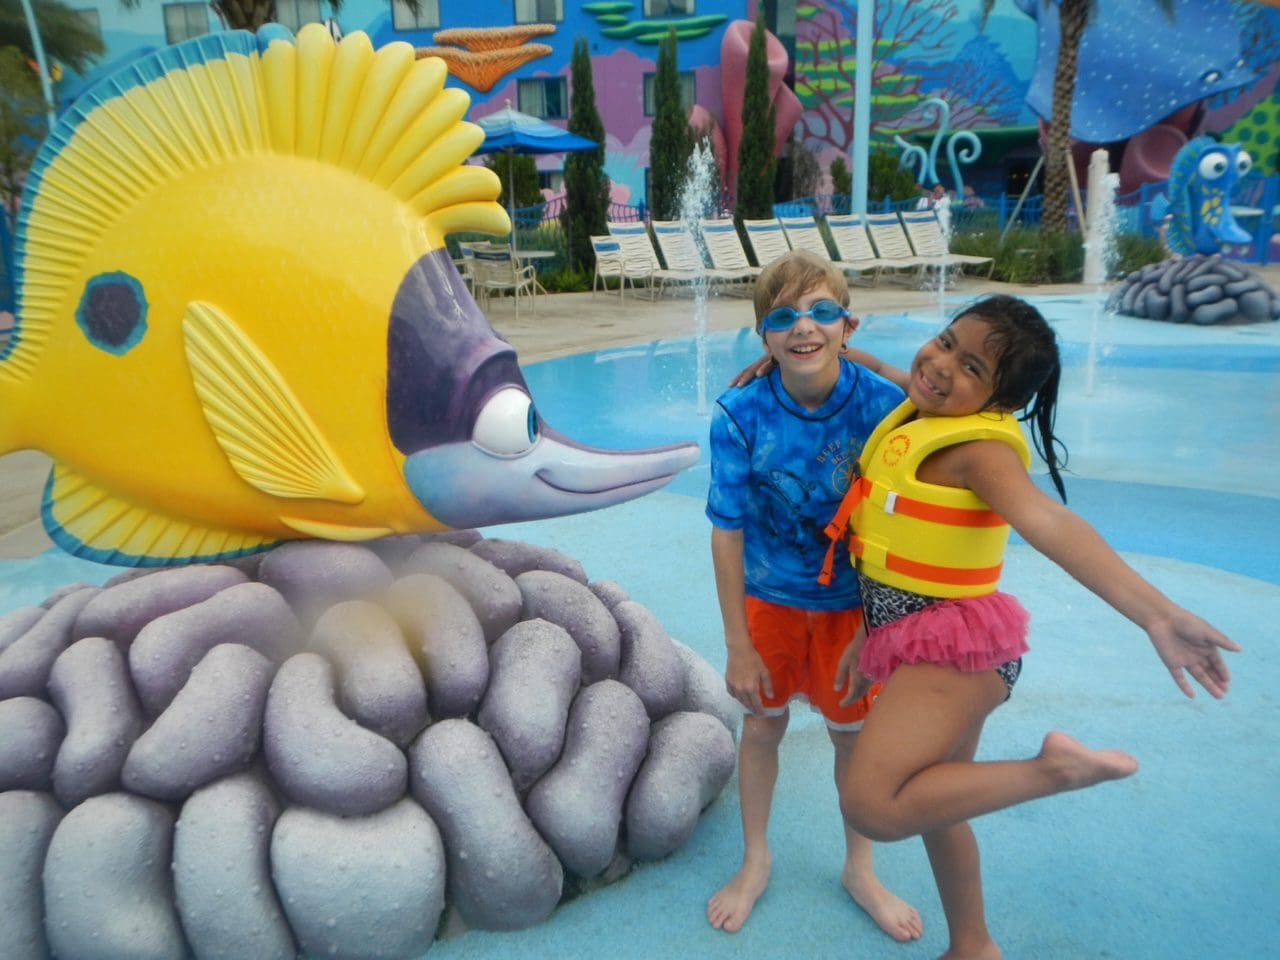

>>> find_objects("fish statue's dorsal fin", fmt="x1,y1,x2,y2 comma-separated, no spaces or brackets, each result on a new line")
1164,136,1216,258
2,23,509,387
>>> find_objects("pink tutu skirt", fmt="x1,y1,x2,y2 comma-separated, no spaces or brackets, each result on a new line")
858,591,1030,684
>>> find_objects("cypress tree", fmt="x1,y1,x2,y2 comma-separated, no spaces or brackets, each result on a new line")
734,16,777,226
649,28,693,221
564,37,610,273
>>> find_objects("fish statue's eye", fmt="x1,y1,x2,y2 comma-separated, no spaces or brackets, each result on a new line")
1198,153,1230,181
471,388,540,457
1200,69,1222,85
76,271,148,355
1236,152,1253,176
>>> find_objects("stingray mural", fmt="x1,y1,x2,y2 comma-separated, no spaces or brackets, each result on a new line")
1017,0,1263,192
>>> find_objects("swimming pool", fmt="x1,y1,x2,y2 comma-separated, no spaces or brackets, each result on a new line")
2,296,1276,959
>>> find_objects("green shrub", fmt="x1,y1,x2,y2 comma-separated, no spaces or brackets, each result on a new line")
1112,233,1165,278
868,149,920,204
829,156,851,197
539,266,592,294
949,229,1082,284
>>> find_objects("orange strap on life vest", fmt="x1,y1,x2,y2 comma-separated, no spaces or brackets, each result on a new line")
818,475,868,586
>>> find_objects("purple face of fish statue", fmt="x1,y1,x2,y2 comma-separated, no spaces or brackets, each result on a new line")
1016,0,1258,142
1160,137,1254,256
0,25,699,567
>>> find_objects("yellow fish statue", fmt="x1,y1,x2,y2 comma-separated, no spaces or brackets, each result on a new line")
0,24,699,567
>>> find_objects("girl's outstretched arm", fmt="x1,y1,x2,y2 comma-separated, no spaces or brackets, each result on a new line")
948,440,1242,699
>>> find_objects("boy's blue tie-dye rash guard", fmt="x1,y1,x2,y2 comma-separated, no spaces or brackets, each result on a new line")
706,360,904,611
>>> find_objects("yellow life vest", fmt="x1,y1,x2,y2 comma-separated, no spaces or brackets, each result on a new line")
821,399,1031,598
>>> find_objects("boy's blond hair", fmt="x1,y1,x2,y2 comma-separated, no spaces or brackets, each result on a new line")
752,250,850,334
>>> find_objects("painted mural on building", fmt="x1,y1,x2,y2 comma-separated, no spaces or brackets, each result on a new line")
23,0,1280,208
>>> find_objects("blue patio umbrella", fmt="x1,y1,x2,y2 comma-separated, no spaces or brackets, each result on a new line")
472,101,600,254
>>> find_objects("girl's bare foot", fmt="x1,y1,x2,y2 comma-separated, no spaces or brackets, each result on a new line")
842,865,924,941
1039,731,1139,790
707,851,771,933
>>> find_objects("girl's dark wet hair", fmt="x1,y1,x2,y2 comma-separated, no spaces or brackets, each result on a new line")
953,295,1068,501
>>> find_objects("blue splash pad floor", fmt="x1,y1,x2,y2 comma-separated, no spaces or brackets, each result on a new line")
2,298,1276,958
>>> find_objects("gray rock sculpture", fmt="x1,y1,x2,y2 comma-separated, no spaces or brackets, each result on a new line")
43,793,189,960
402,541,523,644
470,537,589,584
627,711,737,861
173,772,296,960
410,719,563,931
0,790,61,960
0,532,733,958
516,570,622,683
1107,253,1280,324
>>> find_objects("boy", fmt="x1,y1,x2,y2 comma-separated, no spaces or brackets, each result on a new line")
705,251,920,941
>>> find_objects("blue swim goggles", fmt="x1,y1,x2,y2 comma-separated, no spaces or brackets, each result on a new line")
760,298,850,333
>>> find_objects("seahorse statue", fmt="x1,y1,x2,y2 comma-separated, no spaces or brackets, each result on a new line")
1159,137,1253,257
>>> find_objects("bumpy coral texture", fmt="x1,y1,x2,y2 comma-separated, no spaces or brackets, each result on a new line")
0,534,738,960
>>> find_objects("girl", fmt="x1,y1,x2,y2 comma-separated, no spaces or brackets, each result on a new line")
830,295,1240,960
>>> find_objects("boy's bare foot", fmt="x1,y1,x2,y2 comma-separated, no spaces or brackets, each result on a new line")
707,852,771,933
1039,731,1139,790
842,865,924,942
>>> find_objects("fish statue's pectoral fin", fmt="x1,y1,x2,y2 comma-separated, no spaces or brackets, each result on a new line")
182,301,366,505
42,463,280,566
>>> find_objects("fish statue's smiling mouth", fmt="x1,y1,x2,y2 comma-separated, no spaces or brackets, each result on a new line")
404,428,700,531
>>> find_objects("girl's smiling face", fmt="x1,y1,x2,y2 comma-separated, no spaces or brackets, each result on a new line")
909,315,1003,417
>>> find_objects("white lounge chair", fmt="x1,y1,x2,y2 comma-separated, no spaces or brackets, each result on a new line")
864,212,943,284
778,215,876,283
590,234,649,300
824,214,899,285
606,221,702,298
898,209,995,278
651,220,752,293
741,218,791,268
699,219,762,290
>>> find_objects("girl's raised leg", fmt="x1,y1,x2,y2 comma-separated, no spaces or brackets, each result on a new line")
842,663,1137,842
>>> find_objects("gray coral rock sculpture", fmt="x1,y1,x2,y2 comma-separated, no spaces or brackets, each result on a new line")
1106,253,1280,324
0,534,737,959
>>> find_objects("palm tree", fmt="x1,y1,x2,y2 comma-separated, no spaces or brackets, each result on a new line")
0,0,103,74
981,0,1174,235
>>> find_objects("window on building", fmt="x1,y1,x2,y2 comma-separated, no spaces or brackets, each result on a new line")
642,71,697,117
163,3,209,44
515,0,563,24
645,0,695,14
276,0,323,32
518,77,568,120
76,8,102,42
538,170,564,194
391,0,440,31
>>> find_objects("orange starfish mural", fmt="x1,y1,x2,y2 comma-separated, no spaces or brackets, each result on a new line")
417,24,556,92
